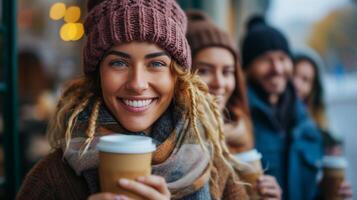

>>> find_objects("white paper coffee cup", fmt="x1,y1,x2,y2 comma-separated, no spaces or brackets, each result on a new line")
97,134,156,154
97,134,156,199
234,149,262,163
322,156,348,169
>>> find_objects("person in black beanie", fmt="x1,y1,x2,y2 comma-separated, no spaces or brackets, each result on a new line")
241,15,322,200
241,15,353,200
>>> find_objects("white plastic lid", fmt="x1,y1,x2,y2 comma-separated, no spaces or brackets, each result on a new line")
322,156,348,168
234,149,262,162
97,134,156,154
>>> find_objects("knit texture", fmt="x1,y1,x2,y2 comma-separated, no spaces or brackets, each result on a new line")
186,10,238,60
83,0,191,74
241,15,291,68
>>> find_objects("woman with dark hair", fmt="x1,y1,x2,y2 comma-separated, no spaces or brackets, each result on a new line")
293,53,327,130
293,52,353,199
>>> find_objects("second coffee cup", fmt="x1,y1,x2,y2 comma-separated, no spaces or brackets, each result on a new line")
235,149,263,200
320,156,347,200
97,134,156,200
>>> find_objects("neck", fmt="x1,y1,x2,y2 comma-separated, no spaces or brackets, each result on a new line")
268,94,279,105
143,127,152,135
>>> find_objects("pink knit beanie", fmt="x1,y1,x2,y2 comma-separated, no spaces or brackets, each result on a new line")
186,10,238,60
83,0,191,75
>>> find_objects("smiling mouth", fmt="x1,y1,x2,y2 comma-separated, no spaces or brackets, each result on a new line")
118,98,157,112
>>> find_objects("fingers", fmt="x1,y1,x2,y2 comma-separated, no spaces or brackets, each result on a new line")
257,175,282,199
257,175,279,189
258,175,277,184
136,176,170,197
338,181,353,199
87,193,126,200
262,198,280,200
260,188,281,198
258,180,276,189
118,178,167,200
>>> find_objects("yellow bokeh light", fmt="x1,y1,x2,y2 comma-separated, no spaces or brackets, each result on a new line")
64,6,81,23
72,23,84,41
49,3,66,20
60,23,77,41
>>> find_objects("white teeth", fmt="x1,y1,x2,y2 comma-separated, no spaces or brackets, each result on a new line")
123,99,153,108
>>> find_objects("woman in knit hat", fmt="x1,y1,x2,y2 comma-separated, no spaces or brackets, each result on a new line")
186,11,282,200
17,0,249,199
186,10,253,156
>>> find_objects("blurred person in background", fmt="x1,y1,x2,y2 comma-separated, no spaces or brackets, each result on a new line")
293,52,352,198
187,10,253,154
19,50,56,121
241,15,352,200
186,10,282,199
17,0,251,199
18,50,55,172
293,51,340,155
241,15,322,200
293,52,327,132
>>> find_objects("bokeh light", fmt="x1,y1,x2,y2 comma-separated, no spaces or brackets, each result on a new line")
49,2,66,20
60,23,84,41
72,23,84,41
64,6,81,23
60,23,77,41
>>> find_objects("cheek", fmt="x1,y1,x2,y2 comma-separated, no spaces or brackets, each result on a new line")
199,74,213,87
306,82,313,93
250,64,269,79
293,77,302,89
284,61,293,74
154,73,176,99
226,76,236,94
100,68,125,99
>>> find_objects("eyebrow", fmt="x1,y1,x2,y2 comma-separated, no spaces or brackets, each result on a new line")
105,51,131,59
104,51,169,59
145,52,169,59
195,61,234,68
195,61,215,68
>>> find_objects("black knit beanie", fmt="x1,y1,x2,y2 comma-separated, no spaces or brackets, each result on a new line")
241,15,291,69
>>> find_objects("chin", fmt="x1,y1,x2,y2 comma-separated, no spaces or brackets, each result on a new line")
117,118,151,133
266,83,286,94
123,124,149,133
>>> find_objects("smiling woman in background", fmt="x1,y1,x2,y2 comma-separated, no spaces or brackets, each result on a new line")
186,10,253,154
186,11,282,200
293,51,353,199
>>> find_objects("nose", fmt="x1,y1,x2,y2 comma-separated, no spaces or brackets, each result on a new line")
211,71,224,90
271,59,285,75
125,64,148,94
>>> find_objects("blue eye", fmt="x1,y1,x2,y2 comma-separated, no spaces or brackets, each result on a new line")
109,60,128,68
150,61,166,68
